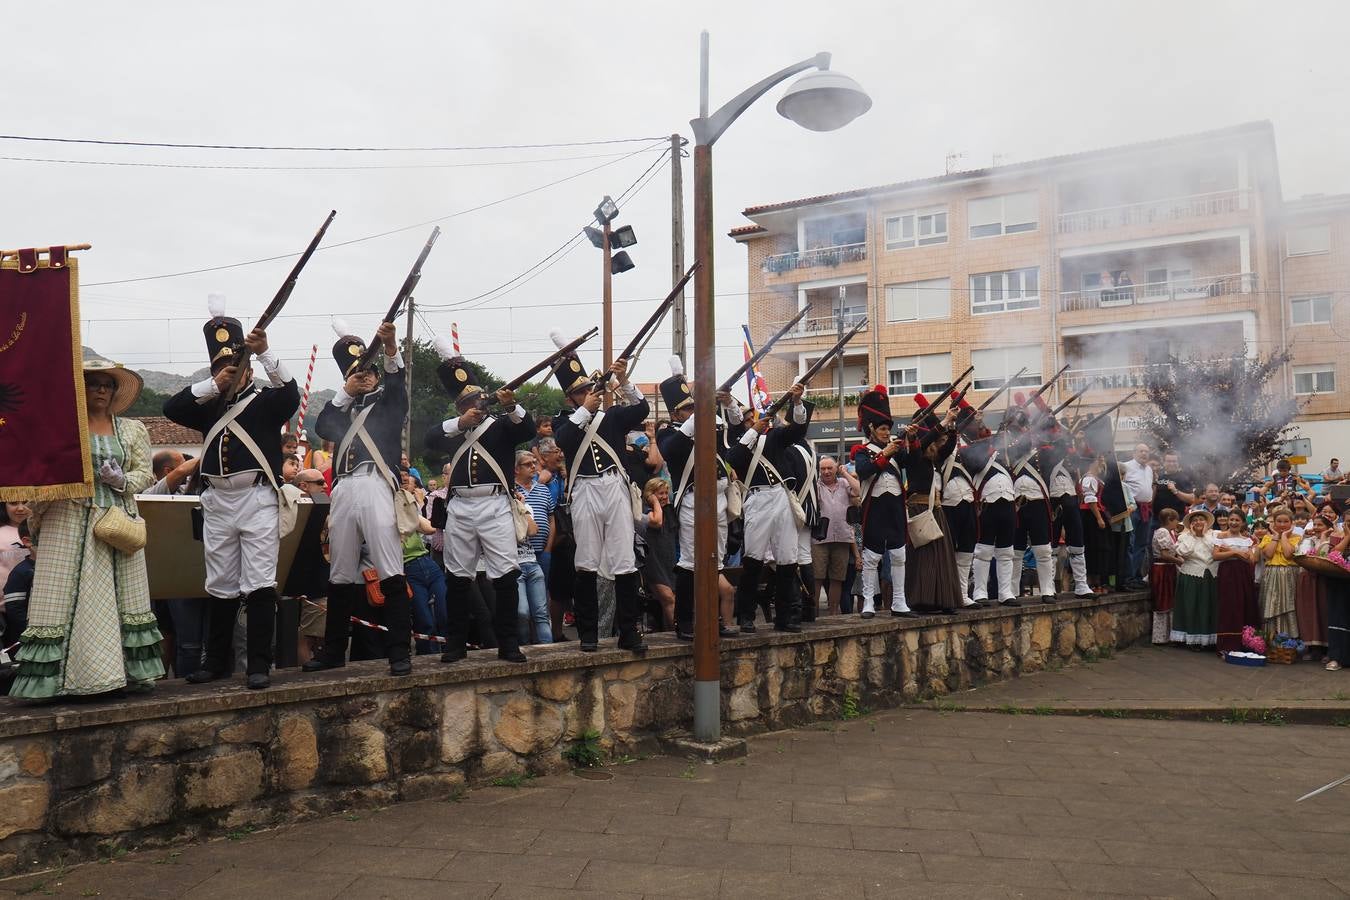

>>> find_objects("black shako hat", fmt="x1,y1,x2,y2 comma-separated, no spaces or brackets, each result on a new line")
203,295,245,372
660,355,694,412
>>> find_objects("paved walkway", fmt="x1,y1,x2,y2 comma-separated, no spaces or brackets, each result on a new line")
929,644,1350,720
6,648,1350,898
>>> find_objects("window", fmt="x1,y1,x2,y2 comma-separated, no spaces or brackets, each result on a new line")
971,345,1042,391
1287,224,1331,256
1291,294,1332,326
968,191,1038,238
886,353,952,395
884,206,948,250
885,278,950,322
1294,365,1336,395
970,267,1040,314
803,214,866,249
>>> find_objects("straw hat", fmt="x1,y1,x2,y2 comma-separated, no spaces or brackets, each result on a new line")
1184,507,1214,528
82,358,143,416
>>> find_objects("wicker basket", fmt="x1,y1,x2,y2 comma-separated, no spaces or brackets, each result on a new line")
1265,646,1298,665
1294,555,1350,580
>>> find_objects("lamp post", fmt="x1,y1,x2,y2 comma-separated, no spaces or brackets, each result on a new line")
688,31,871,742
586,197,637,401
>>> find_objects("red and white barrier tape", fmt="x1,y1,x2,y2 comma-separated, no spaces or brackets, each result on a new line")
299,597,446,644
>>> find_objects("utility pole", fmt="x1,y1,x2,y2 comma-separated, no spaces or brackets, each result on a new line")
670,133,687,365
836,285,846,460
602,218,613,408
403,296,415,457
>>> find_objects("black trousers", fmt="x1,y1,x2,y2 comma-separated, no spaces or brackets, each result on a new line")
322,578,411,664
1055,495,1084,547
945,500,978,553
977,498,1016,548
447,571,521,654
201,588,277,677
1014,500,1052,551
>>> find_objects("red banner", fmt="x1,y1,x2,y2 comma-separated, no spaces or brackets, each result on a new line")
0,255,91,501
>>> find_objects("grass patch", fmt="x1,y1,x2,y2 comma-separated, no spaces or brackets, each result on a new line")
1331,715,1350,728
561,729,604,769
1096,708,1128,719
1332,691,1349,702
1029,705,1056,716
225,825,257,840
996,705,1023,716
490,773,535,789
679,764,698,780
1220,708,1285,726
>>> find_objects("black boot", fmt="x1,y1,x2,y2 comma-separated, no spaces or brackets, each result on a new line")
187,597,242,682
243,588,277,689
798,568,817,624
774,564,802,632
493,572,526,662
614,572,646,653
574,570,600,651
674,568,694,641
441,575,473,663
381,575,413,676
734,558,763,632
302,583,355,672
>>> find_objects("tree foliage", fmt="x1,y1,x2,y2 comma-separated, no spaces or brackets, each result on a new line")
124,386,171,418
1137,348,1299,488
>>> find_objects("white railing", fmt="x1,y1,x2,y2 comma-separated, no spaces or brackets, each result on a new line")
1059,272,1255,312
763,242,867,274
765,310,869,340
1056,189,1250,234
1062,364,1171,394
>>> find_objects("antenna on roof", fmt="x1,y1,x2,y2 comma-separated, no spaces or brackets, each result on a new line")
945,151,966,175
992,152,1012,167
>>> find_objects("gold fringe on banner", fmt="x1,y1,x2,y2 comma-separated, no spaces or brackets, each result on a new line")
0,253,94,503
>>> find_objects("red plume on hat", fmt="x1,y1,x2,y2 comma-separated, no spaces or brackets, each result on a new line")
913,392,929,410
857,384,893,431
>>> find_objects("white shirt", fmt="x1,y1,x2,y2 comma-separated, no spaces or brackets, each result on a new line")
1122,459,1154,503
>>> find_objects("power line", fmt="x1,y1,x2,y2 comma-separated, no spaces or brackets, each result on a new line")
0,147,660,173
0,133,670,153
82,144,665,287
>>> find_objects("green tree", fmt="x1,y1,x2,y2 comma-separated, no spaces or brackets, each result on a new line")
124,386,171,417
1138,348,1299,488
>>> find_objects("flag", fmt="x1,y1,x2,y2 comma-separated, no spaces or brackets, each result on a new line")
0,251,92,500
741,325,772,413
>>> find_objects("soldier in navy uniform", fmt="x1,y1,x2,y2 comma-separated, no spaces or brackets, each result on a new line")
656,356,743,641
302,319,413,676
163,299,299,689
550,333,648,654
726,384,807,632
943,399,988,605
426,348,534,663
853,386,920,618
969,415,1022,607
778,396,819,623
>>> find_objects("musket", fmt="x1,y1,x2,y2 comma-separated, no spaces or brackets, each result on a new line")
1020,363,1071,411
762,316,868,418
592,263,699,392
974,367,1029,412
717,305,810,395
353,226,441,373
1051,388,1088,418
506,328,599,394
910,365,975,425
220,210,337,404
1076,392,1137,432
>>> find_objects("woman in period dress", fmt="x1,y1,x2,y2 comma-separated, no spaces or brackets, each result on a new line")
1171,509,1218,647
10,360,165,699
1080,456,1113,594
1293,512,1334,661
904,404,966,614
1258,507,1300,637
1149,508,1183,644
1213,512,1259,654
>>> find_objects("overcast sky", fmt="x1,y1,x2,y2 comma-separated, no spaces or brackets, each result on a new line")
5,0,1347,396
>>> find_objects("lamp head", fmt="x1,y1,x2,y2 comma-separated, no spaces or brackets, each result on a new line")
609,225,637,249
610,251,636,275
594,195,620,224
584,226,606,249
776,68,872,132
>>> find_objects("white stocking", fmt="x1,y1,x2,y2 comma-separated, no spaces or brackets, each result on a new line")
954,551,976,606
1034,544,1056,598
861,547,881,614
889,546,909,612
971,543,995,601
995,546,1017,602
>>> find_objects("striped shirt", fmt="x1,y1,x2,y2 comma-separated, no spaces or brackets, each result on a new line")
519,477,555,554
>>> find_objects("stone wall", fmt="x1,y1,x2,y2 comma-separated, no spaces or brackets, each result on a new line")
0,594,1148,874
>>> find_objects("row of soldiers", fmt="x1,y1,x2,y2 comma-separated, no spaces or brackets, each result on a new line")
167,299,1107,690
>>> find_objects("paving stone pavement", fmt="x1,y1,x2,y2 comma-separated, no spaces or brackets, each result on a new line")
932,644,1350,716
6,653,1350,898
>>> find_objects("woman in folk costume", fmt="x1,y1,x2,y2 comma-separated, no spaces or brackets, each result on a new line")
11,360,165,698
853,386,920,618
904,393,969,614
1172,508,1218,646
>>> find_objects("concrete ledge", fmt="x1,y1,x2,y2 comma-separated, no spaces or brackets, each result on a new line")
0,591,1149,875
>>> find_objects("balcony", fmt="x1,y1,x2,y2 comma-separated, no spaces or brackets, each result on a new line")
1056,189,1250,235
763,242,867,274
802,384,869,410
767,309,869,342
1062,363,1171,395
1059,272,1255,313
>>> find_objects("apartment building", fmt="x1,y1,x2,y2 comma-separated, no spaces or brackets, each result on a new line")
732,121,1349,460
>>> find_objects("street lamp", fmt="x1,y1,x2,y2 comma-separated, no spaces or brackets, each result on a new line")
589,195,639,376
688,31,871,743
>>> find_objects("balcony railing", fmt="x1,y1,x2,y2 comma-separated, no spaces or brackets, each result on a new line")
1059,272,1255,312
801,385,870,410
1056,189,1250,235
1062,364,1171,394
765,310,868,340
763,242,867,274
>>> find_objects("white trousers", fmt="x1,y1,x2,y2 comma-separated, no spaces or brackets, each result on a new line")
329,470,403,585
794,519,813,566
446,491,518,580
676,481,728,572
861,546,908,613
572,471,637,578
200,481,279,599
741,487,796,564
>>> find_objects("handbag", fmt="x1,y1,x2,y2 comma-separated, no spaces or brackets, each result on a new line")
846,505,861,526
395,489,423,536
811,515,831,542
94,504,147,554
907,478,943,548
511,495,533,543
725,477,745,521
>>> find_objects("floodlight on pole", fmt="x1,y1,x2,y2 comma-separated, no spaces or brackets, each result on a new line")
610,251,636,275
595,195,620,224
584,226,606,249
610,225,638,249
